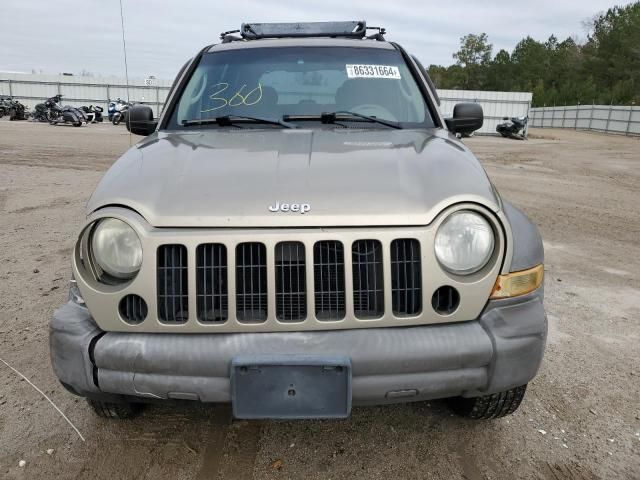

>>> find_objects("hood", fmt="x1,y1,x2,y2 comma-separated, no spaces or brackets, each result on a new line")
86,128,499,228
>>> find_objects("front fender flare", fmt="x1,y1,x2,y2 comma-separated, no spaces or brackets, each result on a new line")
502,200,543,272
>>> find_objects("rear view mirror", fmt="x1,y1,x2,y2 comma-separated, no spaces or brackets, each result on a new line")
126,105,157,136
445,103,483,135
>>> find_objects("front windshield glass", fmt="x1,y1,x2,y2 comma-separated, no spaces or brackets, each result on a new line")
167,46,434,128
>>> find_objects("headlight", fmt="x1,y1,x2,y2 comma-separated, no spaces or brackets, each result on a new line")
434,211,494,275
91,218,142,279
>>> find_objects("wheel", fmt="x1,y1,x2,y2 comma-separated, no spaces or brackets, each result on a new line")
112,113,121,125
448,384,527,419
86,399,143,419
73,122,82,127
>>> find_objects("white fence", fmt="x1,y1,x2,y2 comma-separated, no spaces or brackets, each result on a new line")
0,73,172,117
438,90,532,136
1,73,532,133
529,104,640,136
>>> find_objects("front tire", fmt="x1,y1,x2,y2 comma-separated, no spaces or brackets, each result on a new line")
87,399,143,419
448,384,527,419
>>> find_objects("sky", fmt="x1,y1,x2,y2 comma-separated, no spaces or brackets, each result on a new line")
0,0,622,80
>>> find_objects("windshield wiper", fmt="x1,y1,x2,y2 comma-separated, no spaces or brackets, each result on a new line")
284,111,402,129
182,115,296,128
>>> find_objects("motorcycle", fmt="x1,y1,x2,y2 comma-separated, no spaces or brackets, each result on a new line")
8,99,29,120
0,96,29,120
0,95,12,118
80,105,104,123
32,101,51,122
35,94,86,127
496,116,528,140
109,98,133,125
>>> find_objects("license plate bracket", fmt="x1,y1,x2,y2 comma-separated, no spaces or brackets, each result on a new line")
231,355,352,419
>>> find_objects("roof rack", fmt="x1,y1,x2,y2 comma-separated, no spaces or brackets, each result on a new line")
219,21,386,42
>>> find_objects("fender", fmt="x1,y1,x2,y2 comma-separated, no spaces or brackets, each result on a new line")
502,200,544,272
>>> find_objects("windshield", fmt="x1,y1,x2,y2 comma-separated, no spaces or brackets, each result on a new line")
166,46,435,129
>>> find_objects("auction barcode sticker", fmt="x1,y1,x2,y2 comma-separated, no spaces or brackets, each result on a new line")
346,64,401,79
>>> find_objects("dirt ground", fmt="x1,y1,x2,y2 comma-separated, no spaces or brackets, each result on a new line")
0,121,638,480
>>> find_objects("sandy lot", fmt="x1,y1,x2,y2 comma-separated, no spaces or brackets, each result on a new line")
0,121,638,480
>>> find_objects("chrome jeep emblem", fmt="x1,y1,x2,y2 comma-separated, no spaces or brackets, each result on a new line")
268,201,311,214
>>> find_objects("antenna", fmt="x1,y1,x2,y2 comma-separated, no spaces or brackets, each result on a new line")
119,0,132,145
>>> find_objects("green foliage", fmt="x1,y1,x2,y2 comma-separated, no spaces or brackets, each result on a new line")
427,2,640,106
453,33,493,67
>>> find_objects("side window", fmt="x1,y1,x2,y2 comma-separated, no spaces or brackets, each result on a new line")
411,56,440,107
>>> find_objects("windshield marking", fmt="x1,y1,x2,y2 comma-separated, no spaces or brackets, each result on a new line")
201,82,264,112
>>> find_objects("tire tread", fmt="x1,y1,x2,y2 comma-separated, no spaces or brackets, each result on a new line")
449,385,527,419
86,399,142,419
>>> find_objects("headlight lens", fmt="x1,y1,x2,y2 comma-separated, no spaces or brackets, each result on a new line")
435,211,495,275
91,218,142,279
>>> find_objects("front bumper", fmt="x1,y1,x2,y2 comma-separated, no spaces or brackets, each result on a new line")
50,289,546,406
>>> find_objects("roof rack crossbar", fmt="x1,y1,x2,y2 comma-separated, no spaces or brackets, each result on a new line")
219,29,240,40
238,21,368,40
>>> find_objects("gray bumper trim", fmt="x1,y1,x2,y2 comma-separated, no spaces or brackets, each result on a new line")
50,289,546,404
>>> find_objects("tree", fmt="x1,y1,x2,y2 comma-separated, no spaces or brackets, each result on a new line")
487,49,513,91
583,2,640,103
452,33,493,90
426,2,640,105
453,33,493,67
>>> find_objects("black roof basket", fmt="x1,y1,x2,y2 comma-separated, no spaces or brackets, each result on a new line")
220,21,385,42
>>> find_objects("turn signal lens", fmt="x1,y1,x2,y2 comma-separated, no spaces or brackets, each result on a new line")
490,264,544,299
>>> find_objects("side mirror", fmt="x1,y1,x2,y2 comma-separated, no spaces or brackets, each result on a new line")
126,105,157,136
444,103,483,135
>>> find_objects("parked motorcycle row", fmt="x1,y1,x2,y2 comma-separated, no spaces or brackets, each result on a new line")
496,116,528,140
30,94,110,126
0,94,137,127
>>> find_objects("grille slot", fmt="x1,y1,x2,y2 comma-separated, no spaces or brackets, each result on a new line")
236,243,268,322
313,241,346,320
352,240,384,319
391,239,422,316
275,242,306,321
196,244,228,323
119,294,147,324
157,245,189,323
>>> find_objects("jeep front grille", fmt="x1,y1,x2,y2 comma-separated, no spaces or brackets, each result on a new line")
390,239,422,316
196,243,228,323
157,244,189,323
275,242,306,321
235,242,268,323
157,238,425,325
313,241,346,321
352,240,384,319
